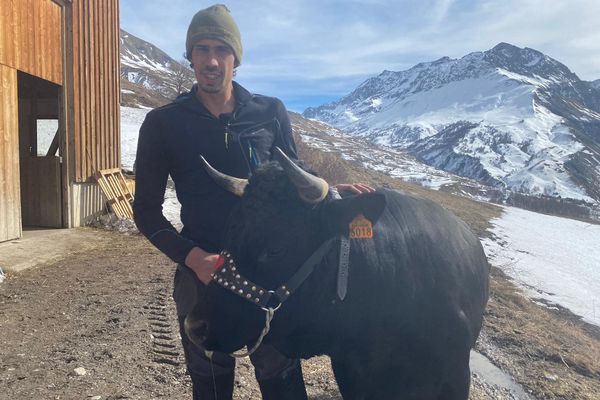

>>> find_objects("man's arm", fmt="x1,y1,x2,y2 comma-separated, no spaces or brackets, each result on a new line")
133,112,196,264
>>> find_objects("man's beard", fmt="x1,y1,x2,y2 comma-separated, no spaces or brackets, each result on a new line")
197,69,226,93
198,83,223,94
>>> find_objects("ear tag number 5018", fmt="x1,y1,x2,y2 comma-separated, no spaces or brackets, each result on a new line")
349,214,373,239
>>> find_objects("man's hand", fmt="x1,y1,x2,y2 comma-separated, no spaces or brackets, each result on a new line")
185,247,220,285
334,183,376,195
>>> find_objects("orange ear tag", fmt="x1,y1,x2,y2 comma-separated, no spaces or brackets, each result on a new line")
349,214,373,239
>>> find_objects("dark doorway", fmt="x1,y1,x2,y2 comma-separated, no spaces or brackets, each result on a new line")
18,71,63,228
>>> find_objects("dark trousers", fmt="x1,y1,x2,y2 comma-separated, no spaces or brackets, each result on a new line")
173,264,304,392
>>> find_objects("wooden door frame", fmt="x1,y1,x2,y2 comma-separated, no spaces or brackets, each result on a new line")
59,0,74,228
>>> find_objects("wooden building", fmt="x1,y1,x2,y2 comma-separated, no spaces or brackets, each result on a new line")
0,0,121,242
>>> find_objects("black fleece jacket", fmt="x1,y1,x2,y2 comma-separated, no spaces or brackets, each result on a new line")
133,82,297,263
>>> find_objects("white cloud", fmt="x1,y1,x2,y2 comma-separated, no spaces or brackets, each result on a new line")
121,0,600,110
431,0,455,25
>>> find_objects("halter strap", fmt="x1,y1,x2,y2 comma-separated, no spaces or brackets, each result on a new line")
214,237,336,309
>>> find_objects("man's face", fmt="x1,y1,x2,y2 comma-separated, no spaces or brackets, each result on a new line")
191,38,236,95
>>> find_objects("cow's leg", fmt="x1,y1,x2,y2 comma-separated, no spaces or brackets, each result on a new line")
330,355,368,400
332,359,435,400
437,308,475,400
437,352,471,400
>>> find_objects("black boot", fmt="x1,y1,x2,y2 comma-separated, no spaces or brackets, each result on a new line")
257,362,308,400
191,371,234,400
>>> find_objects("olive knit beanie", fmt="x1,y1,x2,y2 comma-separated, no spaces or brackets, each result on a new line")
185,4,243,67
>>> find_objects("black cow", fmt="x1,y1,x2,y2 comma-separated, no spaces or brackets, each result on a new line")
186,148,489,400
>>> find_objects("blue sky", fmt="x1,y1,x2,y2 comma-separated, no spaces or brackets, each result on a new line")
120,0,600,112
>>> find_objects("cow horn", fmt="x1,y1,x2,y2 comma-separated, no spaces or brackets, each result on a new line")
273,147,329,204
200,155,248,197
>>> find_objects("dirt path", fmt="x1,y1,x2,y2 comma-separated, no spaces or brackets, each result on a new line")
1,229,599,399
0,231,340,400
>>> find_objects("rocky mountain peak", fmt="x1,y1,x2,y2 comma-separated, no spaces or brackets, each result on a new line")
491,41,520,52
303,44,600,206
307,42,583,121
483,42,576,83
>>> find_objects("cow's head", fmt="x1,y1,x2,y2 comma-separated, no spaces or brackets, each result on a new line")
185,148,386,356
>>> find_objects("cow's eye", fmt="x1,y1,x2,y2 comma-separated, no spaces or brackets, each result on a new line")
268,247,285,257
258,247,286,264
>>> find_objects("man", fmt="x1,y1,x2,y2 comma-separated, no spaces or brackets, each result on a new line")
134,4,371,399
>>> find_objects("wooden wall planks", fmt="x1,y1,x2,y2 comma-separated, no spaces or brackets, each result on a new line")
0,0,62,84
70,0,121,182
0,64,22,241
0,0,121,239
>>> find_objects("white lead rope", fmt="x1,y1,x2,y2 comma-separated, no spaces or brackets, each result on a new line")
204,307,276,360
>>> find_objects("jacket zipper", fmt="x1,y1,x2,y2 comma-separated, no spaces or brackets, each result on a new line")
224,121,230,149
189,96,276,170
235,118,278,170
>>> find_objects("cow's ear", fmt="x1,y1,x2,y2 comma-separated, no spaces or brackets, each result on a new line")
319,192,386,237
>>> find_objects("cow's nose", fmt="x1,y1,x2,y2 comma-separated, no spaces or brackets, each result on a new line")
184,317,209,348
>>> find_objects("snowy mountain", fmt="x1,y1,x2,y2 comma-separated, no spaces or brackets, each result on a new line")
304,43,600,205
592,79,600,90
289,112,492,195
120,29,194,108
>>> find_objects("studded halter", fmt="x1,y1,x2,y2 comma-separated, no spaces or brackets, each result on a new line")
213,237,336,311
204,238,335,359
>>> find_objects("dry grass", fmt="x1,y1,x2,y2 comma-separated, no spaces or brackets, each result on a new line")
120,80,171,108
295,137,502,237
482,268,600,400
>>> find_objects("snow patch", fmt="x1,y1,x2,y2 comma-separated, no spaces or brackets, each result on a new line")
121,106,182,229
120,106,150,171
481,207,600,327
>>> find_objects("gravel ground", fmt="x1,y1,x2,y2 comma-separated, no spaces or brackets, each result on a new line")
1,229,598,399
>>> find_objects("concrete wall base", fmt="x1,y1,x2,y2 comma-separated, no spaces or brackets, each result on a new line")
70,182,107,227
